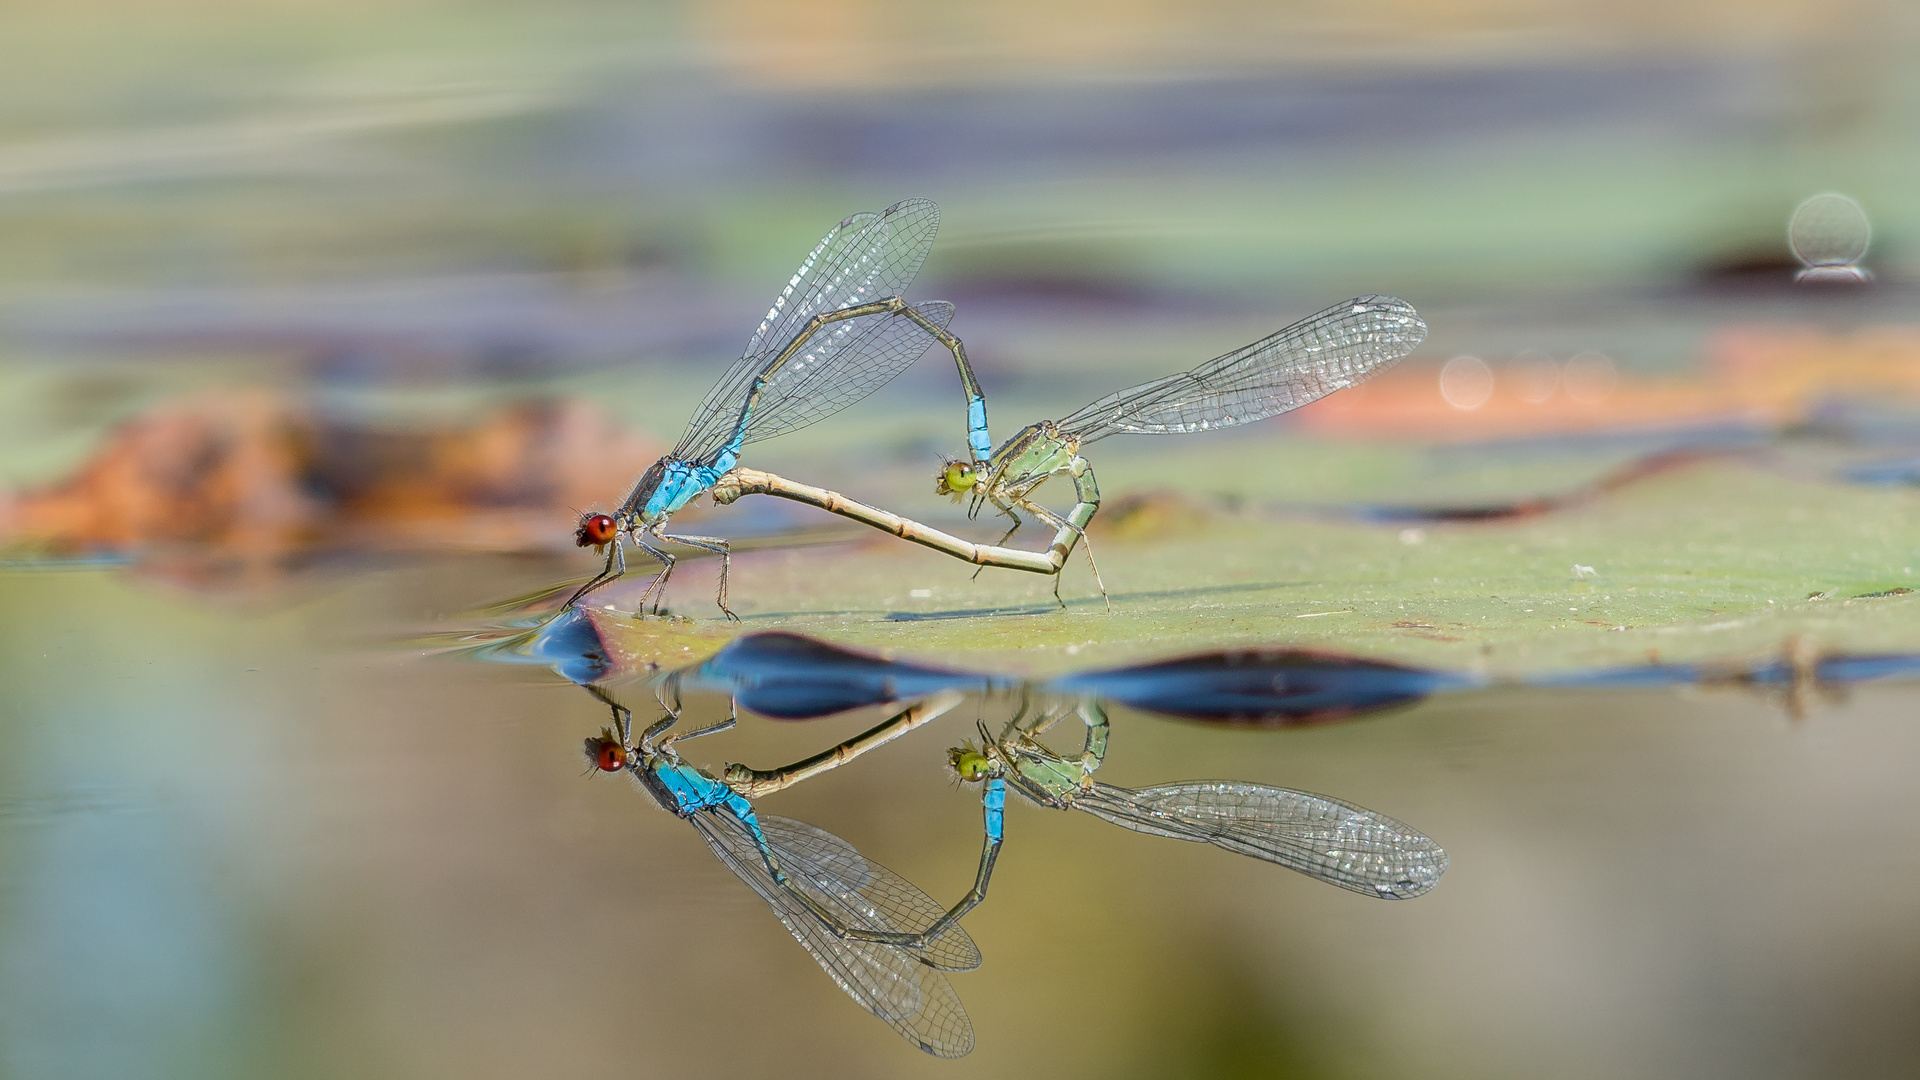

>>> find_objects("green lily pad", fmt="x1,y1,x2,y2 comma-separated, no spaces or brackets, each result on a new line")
578,438,1920,677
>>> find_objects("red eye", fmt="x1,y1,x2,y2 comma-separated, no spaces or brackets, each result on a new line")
575,514,617,547
584,734,627,772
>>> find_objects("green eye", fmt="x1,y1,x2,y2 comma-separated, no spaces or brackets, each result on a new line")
949,748,991,781
937,460,977,496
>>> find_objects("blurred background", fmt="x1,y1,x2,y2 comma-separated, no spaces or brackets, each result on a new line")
3,0,1920,1077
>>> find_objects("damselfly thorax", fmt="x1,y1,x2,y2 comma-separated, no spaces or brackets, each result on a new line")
971,420,1082,511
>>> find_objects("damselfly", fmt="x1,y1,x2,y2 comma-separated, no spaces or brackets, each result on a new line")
711,296,1426,604
588,692,1000,1056
568,199,993,618
709,688,1441,945
948,698,1448,900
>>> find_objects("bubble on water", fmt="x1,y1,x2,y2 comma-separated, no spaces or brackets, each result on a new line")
1439,356,1494,410
1563,352,1617,404
1788,193,1871,280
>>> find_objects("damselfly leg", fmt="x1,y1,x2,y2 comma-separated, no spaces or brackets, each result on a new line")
563,536,626,610
658,532,734,621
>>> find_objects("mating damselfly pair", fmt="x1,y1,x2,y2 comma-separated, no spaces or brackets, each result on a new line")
566,199,1427,617
585,684,1447,1056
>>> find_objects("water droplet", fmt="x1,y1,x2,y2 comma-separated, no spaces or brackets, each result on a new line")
1789,193,1872,280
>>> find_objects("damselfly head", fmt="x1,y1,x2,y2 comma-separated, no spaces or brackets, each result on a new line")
935,457,977,500
583,729,628,772
575,512,618,551
946,743,992,783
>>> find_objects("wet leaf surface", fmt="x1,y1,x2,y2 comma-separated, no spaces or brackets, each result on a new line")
571,445,1920,678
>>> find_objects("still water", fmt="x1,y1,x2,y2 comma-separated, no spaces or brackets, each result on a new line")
4,555,1918,1080
3,9,1918,1074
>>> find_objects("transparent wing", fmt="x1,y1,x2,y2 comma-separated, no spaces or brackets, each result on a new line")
1057,295,1425,444
689,812,975,1058
731,300,952,449
673,199,944,461
741,200,941,373
1074,781,1447,899
763,814,982,973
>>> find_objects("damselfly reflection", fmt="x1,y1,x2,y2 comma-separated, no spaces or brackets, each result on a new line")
948,697,1448,900
583,690,989,1057
585,671,1444,1056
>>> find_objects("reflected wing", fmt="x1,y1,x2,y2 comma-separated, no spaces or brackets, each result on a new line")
1057,295,1425,443
673,200,944,461
1074,781,1447,899
763,814,982,973
689,812,975,1058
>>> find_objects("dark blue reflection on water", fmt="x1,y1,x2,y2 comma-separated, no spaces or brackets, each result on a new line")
1537,651,1920,690
465,616,1920,727
669,633,1462,725
522,609,613,684
1822,655,1920,681
673,632,997,720
1051,649,1479,725
458,607,611,685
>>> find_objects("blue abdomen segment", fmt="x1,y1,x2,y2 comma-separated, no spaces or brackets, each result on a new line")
726,794,773,854
982,777,1005,841
967,398,992,464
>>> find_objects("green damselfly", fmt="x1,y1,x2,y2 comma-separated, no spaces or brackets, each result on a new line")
712,295,1426,604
